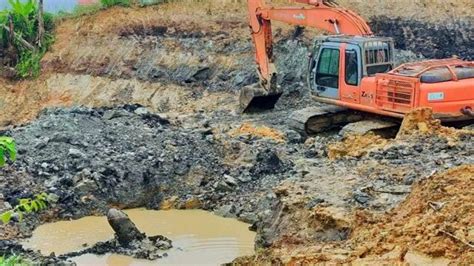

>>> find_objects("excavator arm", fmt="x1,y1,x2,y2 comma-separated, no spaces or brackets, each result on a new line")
241,0,373,112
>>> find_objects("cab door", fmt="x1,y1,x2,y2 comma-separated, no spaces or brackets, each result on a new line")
313,43,341,99
339,44,362,103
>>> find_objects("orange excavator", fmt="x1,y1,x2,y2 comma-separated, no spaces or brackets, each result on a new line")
241,0,474,134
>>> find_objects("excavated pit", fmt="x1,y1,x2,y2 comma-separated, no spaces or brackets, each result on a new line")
1,1,473,264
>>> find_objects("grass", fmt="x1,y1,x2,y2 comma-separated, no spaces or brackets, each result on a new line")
100,0,131,8
54,3,103,20
54,0,164,21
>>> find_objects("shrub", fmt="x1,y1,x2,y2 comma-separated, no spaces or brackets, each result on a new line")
100,0,131,8
0,0,55,78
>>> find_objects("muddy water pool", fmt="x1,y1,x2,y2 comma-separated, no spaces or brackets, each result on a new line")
23,209,256,265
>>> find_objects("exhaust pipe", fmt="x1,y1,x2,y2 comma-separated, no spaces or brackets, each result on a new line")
461,107,474,117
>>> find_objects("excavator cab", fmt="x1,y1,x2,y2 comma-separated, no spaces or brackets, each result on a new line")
308,36,395,99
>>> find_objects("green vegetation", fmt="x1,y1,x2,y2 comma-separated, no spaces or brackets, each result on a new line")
0,136,57,225
1,0,165,79
100,0,131,8
0,192,56,224
0,137,16,167
54,2,103,20
0,255,27,266
99,0,165,9
0,0,54,78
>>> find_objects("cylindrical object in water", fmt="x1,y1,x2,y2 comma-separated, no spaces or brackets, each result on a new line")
107,208,145,246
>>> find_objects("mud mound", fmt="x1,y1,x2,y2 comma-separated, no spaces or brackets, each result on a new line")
327,133,388,160
329,108,473,160
230,123,285,143
255,182,351,249
351,165,474,261
398,108,442,135
0,106,223,218
397,108,472,142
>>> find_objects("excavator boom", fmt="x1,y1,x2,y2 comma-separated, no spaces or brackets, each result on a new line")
241,0,373,112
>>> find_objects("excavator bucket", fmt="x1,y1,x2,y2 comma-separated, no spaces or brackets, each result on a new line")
239,83,283,113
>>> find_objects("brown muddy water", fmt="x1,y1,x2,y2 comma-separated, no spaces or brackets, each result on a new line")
23,209,256,265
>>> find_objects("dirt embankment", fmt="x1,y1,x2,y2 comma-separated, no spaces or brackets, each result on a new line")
236,110,473,265
238,164,473,265
351,165,474,262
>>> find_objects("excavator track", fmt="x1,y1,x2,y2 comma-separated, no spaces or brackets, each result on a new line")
289,105,364,135
289,105,402,136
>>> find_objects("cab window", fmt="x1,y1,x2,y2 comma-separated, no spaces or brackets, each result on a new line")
345,50,359,86
316,48,340,88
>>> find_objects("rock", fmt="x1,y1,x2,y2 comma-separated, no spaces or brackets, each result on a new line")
45,175,60,188
232,71,258,87
74,179,98,194
193,67,211,81
160,196,178,210
68,148,85,159
353,191,371,205
223,174,237,186
34,137,50,149
307,197,325,209
236,175,252,183
184,197,201,209
214,181,233,192
239,212,258,224
251,148,283,176
134,107,150,115
214,204,236,218
103,110,128,120
47,193,60,203
107,209,146,246
463,124,474,130
403,174,417,185
285,129,303,143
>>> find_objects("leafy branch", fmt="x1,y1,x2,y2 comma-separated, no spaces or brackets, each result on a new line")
0,137,16,167
0,193,57,224
0,254,26,266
